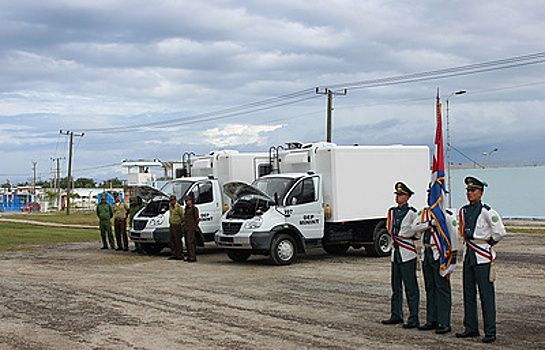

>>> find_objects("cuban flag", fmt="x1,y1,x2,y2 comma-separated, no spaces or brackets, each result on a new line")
429,90,455,277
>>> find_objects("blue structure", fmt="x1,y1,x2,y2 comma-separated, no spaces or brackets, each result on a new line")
1,194,30,212
97,192,125,205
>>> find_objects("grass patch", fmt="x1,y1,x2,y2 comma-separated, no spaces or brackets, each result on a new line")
0,221,99,250
506,227,545,234
5,210,98,226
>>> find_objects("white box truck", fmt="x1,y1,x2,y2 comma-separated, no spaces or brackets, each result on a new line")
130,150,271,254
215,143,429,265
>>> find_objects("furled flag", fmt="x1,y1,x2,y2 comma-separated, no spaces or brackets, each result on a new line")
429,89,455,277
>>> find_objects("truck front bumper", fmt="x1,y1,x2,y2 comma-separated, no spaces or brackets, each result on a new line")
130,227,169,244
215,230,272,251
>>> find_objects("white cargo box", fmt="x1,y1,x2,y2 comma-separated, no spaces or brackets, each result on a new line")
281,144,429,222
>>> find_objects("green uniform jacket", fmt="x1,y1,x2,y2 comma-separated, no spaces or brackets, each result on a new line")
96,203,113,221
169,203,185,225
113,201,129,220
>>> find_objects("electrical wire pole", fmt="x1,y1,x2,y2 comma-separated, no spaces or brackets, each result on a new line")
50,157,64,210
315,88,347,143
32,161,37,212
60,130,84,215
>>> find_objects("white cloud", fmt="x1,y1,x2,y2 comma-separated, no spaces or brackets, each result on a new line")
201,123,284,147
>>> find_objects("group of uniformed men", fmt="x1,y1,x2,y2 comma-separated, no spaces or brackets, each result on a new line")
96,192,139,252
167,194,199,262
96,192,199,261
382,176,506,344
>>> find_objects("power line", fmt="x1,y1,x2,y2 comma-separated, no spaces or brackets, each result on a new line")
75,51,545,135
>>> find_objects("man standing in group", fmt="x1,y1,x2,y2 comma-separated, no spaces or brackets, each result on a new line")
417,199,458,334
96,194,114,250
184,195,199,263
113,192,130,251
382,182,421,329
129,196,145,253
168,195,185,260
456,176,506,343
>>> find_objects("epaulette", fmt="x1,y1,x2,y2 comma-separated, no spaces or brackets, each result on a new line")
409,206,417,213
446,209,453,215
483,203,491,211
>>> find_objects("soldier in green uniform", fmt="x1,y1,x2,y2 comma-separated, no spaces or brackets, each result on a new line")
382,182,422,329
168,195,185,260
129,196,145,253
183,195,199,263
113,192,130,251
455,176,506,343
96,195,114,249
416,198,458,334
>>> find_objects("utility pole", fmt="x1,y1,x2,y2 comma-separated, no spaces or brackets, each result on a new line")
50,157,64,210
60,130,84,215
315,88,347,143
32,161,37,212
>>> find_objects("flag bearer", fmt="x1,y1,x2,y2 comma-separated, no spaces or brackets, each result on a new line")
417,201,458,334
455,176,506,344
382,182,422,329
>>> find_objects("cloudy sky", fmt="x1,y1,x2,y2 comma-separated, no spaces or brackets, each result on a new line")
1,0,544,184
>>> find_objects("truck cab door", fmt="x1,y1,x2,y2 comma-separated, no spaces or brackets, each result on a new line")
188,181,222,239
283,175,323,240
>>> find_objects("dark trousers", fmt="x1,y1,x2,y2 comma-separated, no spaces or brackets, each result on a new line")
391,259,419,323
99,220,114,248
185,227,197,261
422,254,452,325
463,260,496,336
114,219,128,250
169,224,184,258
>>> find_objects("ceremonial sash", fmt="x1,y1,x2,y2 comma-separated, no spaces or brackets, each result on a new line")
393,236,418,253
459,207,493,260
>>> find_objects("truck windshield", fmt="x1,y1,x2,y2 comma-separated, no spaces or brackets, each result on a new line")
160,180,193,200
252,177,294,202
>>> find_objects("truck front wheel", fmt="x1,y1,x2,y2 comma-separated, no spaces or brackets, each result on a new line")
323,243,350,254
365,224,391,257
270,234,296,265
140,243,164,255
226,250,251,262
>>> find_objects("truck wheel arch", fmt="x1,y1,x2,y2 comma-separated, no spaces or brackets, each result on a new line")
365,220,391,257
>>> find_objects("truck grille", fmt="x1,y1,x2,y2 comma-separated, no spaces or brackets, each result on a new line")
133,219,147,231
222,222,242,235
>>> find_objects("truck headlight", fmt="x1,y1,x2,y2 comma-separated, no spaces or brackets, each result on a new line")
244,216,263,229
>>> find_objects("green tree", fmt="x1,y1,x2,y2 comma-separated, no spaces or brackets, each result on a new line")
99,177,124,188
74,178,96,188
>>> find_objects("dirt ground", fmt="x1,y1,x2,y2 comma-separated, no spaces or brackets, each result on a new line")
1,230,544,350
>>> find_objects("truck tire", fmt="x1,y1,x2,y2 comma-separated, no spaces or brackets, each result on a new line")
141,243,164,255
365,224,391,257
270,234,296,265
226,250,251,262
323,243,350,254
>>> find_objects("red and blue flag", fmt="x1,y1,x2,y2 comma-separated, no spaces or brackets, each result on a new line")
429,90,455,277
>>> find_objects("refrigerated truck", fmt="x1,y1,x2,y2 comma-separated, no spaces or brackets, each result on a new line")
130,150,271,254
215,143,430,265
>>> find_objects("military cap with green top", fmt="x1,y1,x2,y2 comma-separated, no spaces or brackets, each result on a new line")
464,176,488,191
394,182,414,196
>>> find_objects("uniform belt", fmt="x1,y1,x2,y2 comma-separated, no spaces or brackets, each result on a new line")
469,239,489,244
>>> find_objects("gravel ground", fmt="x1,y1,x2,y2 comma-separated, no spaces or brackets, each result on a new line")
1,230,544,350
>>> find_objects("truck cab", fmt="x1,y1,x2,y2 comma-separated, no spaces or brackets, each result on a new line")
130,176,222,254
216,172,323,265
